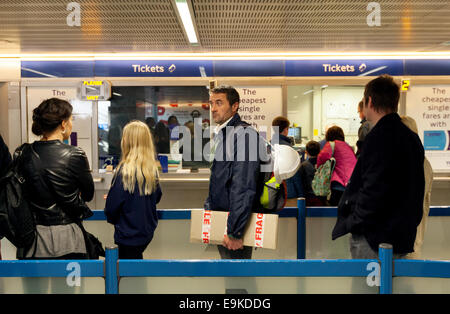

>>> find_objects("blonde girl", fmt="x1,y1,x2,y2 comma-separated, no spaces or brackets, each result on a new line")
104,120,162,259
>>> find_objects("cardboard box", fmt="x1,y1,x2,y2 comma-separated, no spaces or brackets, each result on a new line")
190,210,279,250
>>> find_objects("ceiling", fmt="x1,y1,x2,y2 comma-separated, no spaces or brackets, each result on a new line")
1,0,450,55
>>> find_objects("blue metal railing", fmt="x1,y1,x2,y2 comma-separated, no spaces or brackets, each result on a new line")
87,200,450,260
1,245,450,294
0,201,450,294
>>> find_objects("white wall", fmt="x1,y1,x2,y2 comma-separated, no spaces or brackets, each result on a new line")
287,86,313,141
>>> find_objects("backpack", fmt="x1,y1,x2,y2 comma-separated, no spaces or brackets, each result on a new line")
234,121,297,213
259,172,288,213
0,143,36,249
312,141,336,197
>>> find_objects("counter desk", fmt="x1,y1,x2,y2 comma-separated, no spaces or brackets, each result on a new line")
89,170,211,210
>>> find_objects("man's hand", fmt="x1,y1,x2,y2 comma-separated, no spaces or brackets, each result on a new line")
223,235,244,250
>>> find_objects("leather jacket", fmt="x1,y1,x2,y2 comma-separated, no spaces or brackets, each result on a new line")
17,140,94,226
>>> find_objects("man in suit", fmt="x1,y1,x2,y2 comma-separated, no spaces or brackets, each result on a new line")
332,75,425,259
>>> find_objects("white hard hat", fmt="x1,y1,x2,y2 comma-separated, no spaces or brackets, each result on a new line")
272,144,301,183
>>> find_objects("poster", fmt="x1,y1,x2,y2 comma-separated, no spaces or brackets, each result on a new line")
321,87,364,136
26,87,93,168
234,86,283,140
406,85,450,172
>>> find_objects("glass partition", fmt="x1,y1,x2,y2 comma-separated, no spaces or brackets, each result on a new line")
98,85,211,170
287,85,365,150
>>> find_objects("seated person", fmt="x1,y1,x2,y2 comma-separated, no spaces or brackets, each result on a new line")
299,141,327,206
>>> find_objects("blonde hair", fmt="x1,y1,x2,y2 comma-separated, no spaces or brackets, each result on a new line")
116,120,159,196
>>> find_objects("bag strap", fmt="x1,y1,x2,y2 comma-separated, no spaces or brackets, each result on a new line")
329,141,336,157
11,143,30,175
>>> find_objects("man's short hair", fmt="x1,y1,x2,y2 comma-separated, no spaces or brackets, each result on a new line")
211,86,240,107
364,74,400,114
272,116,290,133
306,140,321,157
325,126,345,142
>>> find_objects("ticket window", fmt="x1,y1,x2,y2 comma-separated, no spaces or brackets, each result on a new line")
97,86,211,171
287,85,364,148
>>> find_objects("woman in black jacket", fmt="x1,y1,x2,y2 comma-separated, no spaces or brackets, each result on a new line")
17,98,94,259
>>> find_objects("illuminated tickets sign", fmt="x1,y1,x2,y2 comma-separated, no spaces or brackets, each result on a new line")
285,59,403,76
94,60,213,77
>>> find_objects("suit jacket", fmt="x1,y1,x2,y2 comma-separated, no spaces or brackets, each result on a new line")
205,114,268,239
332,113,425,254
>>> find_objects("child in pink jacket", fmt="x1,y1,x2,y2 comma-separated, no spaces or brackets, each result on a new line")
317,126,357,206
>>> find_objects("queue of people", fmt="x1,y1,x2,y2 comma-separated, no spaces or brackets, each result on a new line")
0,74,430,264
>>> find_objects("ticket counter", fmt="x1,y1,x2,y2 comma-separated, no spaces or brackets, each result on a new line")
88,170,210,210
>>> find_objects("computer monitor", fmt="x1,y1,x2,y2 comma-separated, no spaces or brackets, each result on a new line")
288,127,302,144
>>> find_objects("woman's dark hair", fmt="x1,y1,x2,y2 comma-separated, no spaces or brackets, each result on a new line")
32,98,73,136
154,121,169,142
325,126,345,142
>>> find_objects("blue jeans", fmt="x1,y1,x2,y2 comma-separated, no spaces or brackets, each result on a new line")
350,234,405,259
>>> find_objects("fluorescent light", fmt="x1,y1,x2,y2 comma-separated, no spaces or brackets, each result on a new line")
321,85,328,88
303,89,314,95
175,0,198,44
5,52,450,60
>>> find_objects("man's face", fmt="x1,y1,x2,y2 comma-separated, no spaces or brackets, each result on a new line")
210,92,238,125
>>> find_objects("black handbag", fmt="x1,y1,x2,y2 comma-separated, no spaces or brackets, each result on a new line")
76,220,105,259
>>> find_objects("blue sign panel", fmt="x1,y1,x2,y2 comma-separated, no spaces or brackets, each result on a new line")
404,59,450,76
285,59,404,76
424,130,447,150
94,60,213,77
21,61,95,78
214,60,285,76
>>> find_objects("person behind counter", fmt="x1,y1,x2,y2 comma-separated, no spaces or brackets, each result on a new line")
17,97,95,259
271,116,304,199
104,120,162,259
154,121,170,154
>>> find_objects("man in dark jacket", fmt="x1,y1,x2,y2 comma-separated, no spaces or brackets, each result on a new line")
271,116,303,198
332,75,425,258
205,86,267,259
0,134,12,178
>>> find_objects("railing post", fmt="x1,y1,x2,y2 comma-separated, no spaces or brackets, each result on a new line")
297,197,306,259
379,243,393,294
105,246,119,294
